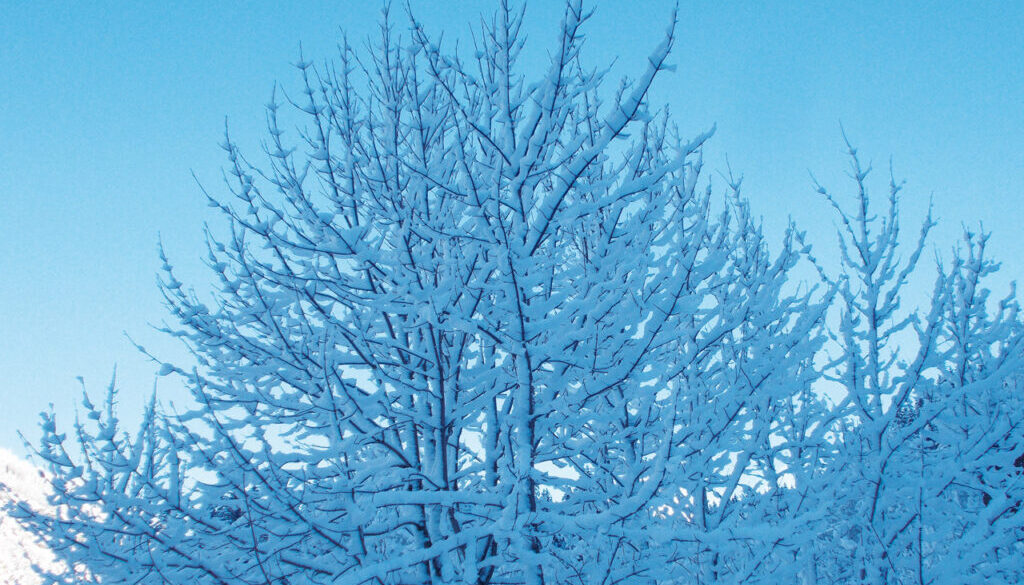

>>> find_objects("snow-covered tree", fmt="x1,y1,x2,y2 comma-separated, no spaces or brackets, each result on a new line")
807,142,1024,585
7,3,1022,585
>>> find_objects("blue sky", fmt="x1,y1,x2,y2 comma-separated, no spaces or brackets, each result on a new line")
1,1,1022,454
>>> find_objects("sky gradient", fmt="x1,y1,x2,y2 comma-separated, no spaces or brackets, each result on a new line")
1,1,1022,454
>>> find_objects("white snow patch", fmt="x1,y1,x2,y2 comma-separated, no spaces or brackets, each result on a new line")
0,448,61,585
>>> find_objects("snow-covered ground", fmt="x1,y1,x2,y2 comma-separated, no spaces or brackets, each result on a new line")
0,448,60,585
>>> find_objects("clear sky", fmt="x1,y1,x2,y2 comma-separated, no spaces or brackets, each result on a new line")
1,1,1022,455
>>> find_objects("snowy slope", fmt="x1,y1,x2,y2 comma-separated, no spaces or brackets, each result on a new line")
0,449,60,585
